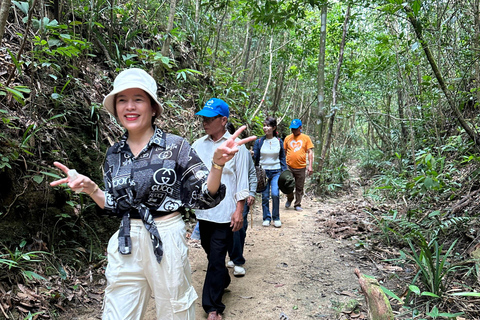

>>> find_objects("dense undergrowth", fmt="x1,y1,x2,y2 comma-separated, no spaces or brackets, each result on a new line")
354,134,480,318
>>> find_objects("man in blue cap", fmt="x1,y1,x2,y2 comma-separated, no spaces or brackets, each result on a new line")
283,119,314,211
192,98,251,320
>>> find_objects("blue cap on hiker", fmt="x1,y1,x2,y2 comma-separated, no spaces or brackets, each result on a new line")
196,98,230,118
289,119,302,129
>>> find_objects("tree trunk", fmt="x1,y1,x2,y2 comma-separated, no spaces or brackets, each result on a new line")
0,0,12,45
161,0,178,57
355,269,394,320
211,5,228,70
241,21,252,84
272,60,286,113
315,2,327,170
474,0,480,103
404,5,480,149
397,89,408,149
318,4,350,171
250,34,273,121
247,36,266,87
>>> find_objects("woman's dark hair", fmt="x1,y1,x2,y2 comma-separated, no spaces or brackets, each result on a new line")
226,122,236,134
264,116,278,136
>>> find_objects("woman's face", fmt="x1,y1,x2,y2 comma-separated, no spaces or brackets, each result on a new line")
115,88,155,133
263,123,275,136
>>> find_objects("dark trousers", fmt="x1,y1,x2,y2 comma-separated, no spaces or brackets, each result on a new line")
199,220,233,314
287,166,307,207
227,203,249,265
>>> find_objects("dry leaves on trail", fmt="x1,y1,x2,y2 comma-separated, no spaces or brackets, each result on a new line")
0,263,106,319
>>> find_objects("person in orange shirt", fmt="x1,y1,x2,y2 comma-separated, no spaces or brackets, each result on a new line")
283,119,314,211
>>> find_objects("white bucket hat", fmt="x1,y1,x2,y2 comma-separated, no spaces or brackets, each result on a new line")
102,68,163,117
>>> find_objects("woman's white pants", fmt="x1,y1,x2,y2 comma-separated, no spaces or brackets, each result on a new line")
102,215,197,320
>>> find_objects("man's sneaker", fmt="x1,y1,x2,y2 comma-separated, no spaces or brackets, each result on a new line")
285,201,292,208
294,206,303,211
274,220,282,228
262,220,270,227
233,265,245,277
227,260,235,268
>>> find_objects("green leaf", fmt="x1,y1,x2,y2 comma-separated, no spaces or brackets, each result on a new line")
40,171,62,179
421,291,440,298
412,0,421,16
450,292,480,297
32,175,44,184
423,177,434,189
12,1,29,15
22,271,47,281
426,306,439,317
380,285,403,303
409,285,421,295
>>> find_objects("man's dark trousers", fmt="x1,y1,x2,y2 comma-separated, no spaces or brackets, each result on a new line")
199,220,233,314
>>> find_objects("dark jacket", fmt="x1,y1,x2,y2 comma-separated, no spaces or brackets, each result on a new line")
253,136,287,171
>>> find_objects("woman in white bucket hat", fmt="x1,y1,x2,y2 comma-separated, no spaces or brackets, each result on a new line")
50,68,255,319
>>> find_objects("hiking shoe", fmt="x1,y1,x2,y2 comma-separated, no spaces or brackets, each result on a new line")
274,220,282,228
262,220,270,227
227,260,235,268
233,265,245,277
285,201,292,208
294,206,303,211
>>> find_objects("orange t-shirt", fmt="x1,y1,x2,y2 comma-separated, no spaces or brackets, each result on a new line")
283,133,314,169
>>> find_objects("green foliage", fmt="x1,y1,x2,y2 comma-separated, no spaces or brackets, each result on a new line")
311,146,351,195
0,153,12,170
403,237,459,297
31,26,92,71
406,151,459,198
0,81,31,105
0,240,48,284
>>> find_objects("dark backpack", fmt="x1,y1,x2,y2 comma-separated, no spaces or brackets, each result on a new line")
255,165,268,193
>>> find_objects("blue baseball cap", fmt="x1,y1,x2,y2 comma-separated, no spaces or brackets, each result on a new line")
195,98,230,118
289,119,302,129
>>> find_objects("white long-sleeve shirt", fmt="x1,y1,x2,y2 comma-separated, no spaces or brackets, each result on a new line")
192,131,250,223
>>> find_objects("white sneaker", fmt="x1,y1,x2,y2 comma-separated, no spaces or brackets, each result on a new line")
233,265,245,277
274,220,282,228
227,260,235,268
262,220,270,227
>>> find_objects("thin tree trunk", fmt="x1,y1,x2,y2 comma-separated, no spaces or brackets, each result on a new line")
384,94,391,150
211,5,228,70
161,0,177,57
318,4,350,172
247,36,265,86
315,2,327,168
6,0,37,87
474,0,480,103
397,89,408,148
0,0,12,45
272,60,286,112
241,21,252,83
195,0,200,24
405,5,480,149
250,34,273,121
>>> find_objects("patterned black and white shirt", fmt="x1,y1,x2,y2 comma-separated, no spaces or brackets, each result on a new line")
102,126,225,262
103,126,225,218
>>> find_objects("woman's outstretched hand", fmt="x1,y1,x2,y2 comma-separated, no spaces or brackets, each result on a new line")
213,125,256,166
50,162,97,195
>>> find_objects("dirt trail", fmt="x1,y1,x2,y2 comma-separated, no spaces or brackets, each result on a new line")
151,191,367,319
70,184,372,320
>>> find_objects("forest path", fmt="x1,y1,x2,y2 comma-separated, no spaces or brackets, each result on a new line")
150,175,371,319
